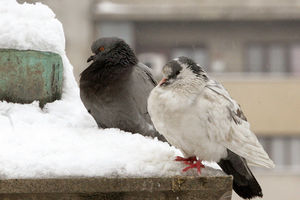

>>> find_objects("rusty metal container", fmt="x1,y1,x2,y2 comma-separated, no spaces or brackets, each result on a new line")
0,49,63,107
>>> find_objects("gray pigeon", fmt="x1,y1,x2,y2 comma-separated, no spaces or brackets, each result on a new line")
147,56,275,199
79,37,166,142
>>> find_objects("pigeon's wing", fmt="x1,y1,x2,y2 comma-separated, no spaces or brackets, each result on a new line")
131,63,157,118
201,80,275,168
128,63,168,141
136,62,157,86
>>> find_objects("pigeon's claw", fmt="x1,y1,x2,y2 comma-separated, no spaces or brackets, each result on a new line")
175,156,205,174
182,160,205,174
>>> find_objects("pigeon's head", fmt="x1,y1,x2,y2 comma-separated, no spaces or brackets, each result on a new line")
87,37,137,66
159,56,208,87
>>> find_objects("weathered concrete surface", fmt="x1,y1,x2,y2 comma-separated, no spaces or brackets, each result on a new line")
0,49,63,107
0,176,232,200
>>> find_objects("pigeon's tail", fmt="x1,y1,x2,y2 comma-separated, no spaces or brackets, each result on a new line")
218,150,263,199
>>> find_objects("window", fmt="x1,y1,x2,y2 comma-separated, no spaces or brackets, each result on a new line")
291,137,300,167
290,45,300,75
268,44,287,73
258,136,300,169
247,44,264,72
246,42,300,74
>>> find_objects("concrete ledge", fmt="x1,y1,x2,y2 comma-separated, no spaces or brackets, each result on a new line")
0,176,232,200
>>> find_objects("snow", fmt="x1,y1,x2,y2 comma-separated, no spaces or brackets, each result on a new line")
0,0,222,179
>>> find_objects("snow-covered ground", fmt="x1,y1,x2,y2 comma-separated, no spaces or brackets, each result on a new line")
0,0,221,179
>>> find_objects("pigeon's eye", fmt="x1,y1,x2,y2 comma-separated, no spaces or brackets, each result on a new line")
99,47,105,52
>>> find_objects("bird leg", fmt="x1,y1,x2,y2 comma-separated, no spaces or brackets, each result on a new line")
175,156,205,174
175,156,197,164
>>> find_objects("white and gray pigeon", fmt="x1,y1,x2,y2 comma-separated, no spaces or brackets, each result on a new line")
80,37,166,142
147,56,275,199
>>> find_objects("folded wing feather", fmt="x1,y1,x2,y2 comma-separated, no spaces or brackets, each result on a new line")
203,80,275,168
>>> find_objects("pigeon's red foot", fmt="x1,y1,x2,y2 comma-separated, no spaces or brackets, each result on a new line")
175,156,205,174
183,160,205,174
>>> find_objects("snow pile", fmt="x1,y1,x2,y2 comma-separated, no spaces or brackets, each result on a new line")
0,1,221,179
0,0,93,130
0,1,64,54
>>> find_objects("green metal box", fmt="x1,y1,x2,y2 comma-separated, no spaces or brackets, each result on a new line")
0,49,63,107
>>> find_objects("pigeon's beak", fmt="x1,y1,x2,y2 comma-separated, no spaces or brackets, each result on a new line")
159,78,167,86
87,55,95,63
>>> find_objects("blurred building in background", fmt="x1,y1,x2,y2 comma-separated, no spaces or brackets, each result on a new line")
19,0,300,199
